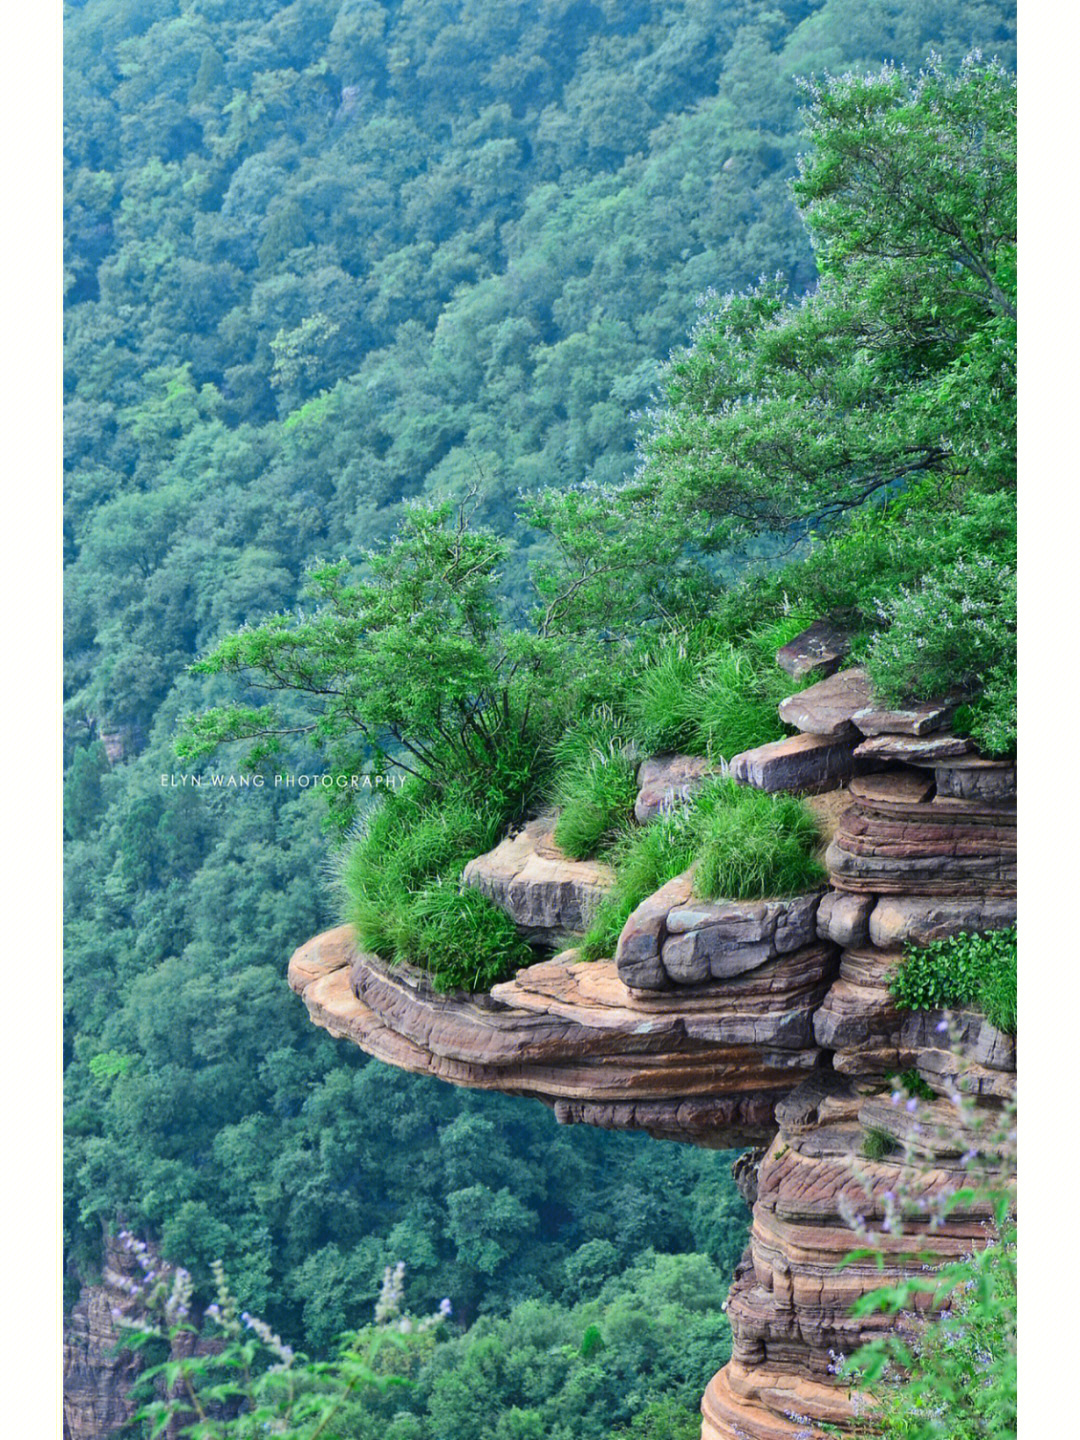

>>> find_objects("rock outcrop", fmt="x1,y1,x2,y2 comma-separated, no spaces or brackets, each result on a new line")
635,754,716,822
289,926,833,1148
63,1239,143,1440
461,817,613,944
774,621,851,680
288,659,1016,1440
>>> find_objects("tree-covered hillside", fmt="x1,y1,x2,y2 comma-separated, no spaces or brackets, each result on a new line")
63,1,1017,1423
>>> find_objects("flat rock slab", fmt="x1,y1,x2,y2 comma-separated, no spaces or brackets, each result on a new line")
854,732,972,764
728,731,869,794
635,753,715,823
462,818,613,944
777,667,872,736
774,620,851,679
852,698,957,737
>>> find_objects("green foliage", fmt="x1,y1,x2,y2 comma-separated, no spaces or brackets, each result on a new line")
691,780,825,901
179,497,559,829
861,1126,897,1161
121,1257,441,1439
612,1396,702,1440
341,783,533,992
865,556,1016,755
549,713,640,861
885,1069,936,1103
889,929,1017,1035
119,1249,738,1440
525,59,1016,741
581,780,823,961
624,617,811,760
580,811,703,963
849,1237,1017,1440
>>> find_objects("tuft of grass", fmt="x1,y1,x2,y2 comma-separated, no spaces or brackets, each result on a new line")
888,928,1017,1035
861,1126,897,1161
407,879,533,992
341,782,533,992
579,805,702,961
579,778,824,961
548,710,640,860
625,616,814,763
691,780,825,900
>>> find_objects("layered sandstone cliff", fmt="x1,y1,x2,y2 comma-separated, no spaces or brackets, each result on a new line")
289,634,1016,1439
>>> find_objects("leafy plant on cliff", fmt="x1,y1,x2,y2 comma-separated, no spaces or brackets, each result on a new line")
839,1075,1017,1440
888,929,1017,1035
526,57,1016,738
178,496,561,833
623,616,813,761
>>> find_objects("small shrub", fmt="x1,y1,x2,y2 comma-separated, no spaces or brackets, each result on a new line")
861,1126,897,1160
889,928,1017,1035
885,1068,936,1102
864,555,1016,754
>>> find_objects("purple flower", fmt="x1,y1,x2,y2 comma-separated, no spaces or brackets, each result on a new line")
439,1298,453,1318
936,1019,950,1033
906,1098,919,1113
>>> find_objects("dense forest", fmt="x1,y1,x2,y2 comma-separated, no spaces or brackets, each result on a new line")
64,2,1016,1435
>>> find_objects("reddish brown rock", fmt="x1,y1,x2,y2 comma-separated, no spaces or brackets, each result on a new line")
461,818,613,943
775,621,851,681
288,928,830,1147
825,777,1016,897
635,754,715,823
778,667,872,737
729,733,870,794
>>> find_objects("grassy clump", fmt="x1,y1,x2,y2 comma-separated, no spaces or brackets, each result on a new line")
624,615,813,761
861,1126,897,1160
549,711,640,860
580,779,824,961
341,781,533,992
579,805,703,961
691,780,825,900
888,927,1017,1035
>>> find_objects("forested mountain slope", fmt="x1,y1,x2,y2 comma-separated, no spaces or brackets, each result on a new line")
63,0,1017,1413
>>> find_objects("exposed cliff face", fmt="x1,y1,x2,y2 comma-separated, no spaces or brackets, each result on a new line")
63,1237,144,1440
287,646,1016,1439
